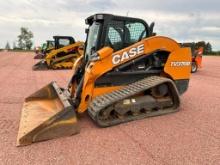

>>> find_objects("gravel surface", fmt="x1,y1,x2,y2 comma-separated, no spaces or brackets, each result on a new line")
0,52,219,165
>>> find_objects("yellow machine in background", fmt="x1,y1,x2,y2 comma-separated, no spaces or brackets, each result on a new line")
33,36,84,70
17,14,191,146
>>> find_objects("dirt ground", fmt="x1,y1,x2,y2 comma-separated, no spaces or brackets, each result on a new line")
0,52,219,165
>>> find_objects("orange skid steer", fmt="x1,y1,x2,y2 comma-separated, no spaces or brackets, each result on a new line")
17,14,191,146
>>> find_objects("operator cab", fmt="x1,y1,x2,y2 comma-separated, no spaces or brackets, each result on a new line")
46,40,55,47
84,13,155,61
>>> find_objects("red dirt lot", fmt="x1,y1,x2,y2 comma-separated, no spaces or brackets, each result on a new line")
0,51,219,165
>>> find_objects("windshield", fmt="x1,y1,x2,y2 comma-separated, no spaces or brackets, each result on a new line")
48,41,54,47
85,22,100,59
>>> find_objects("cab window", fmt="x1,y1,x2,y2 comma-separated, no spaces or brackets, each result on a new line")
58,39,70,47
104,21,124,51
104,20,146,51
125,22,146,45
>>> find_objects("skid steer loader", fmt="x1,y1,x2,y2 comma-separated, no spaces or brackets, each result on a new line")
33,36,84,70
34,40,55,59
43,40,55,54
17,14,191,146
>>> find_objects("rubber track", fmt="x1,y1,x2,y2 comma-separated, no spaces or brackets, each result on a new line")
88,76,180,127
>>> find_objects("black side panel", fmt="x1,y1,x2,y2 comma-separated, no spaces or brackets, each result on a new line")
174,80,189,95
95,51,169,87
95,72,161,87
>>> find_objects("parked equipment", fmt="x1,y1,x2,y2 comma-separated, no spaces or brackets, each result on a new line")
43,40,55,54
17,14,191,146
191,47,203,73
180,42,204,73
40,40,55,57
34,40,55,59
33,36,84,70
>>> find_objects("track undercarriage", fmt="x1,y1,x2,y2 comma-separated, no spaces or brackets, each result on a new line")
88,76,180,127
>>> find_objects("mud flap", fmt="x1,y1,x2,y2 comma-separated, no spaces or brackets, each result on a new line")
17,82,80,146
32,60,48,70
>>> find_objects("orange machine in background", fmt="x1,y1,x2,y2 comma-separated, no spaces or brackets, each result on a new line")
191,47,203,73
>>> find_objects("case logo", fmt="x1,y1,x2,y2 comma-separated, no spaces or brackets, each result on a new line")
112,44,144,65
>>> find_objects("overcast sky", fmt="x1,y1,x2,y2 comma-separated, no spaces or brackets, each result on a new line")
0,0,220,50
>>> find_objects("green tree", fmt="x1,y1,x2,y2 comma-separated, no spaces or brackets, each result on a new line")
5,42,11,50
12,41,17,50
205,42,212,54
17,27,34,50
196,41,206,49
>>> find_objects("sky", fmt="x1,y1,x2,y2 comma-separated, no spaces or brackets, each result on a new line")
0,0,220,50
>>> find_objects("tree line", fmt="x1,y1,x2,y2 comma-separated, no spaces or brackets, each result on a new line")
5,27,33,50
192,41,219,55
4,29,220,55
